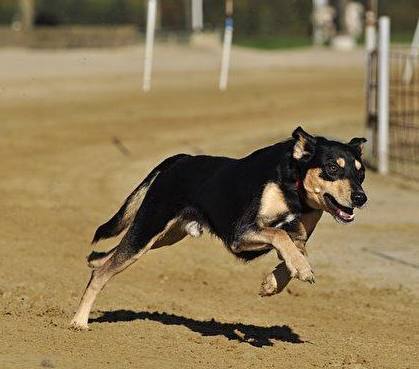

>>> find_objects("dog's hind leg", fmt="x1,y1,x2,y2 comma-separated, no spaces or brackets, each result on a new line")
70,217,187,330
86,219,188,269
86,246,118,269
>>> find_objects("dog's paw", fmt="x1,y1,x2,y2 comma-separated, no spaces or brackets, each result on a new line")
259,273,278,297
286,253,315,284
259,262,292,297
69,320,90,331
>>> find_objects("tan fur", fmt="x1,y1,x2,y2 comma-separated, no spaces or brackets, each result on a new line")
293,136,309,159
337,157,345,168
230,230,271,253
236,228,314,283
256,228,314,282
303,168,352,209
355,159,362,170
299,210,323,239
257,182,289,227
358,143,365,156
122,173,159,230
290,210,323,253
150,219,188,250
259,210,323,296
260,262,291,296
87,247,117,269
71,218,185,330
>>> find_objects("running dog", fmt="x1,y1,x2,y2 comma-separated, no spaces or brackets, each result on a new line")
70,127,367,330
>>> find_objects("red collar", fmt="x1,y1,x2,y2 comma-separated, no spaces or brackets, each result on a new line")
296,178,304,193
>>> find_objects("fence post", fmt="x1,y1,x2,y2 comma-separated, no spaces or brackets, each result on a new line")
364,6,376,161
191,0,204,31
19,0,35,31
219,0,234,91
402,18,419,83
377,16,390,175
143,0,157,92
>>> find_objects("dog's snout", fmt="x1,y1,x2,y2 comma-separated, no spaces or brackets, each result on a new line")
351,191,367,207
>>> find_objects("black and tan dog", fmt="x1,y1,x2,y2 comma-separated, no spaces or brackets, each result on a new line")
70,127,367,330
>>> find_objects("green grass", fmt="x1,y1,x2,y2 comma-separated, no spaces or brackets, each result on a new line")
236,32,415,50
234,35,311,50
391,32,415,44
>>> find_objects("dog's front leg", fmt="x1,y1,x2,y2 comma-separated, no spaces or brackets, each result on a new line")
259,240,309,297
260,212,322,296
252,228,315,288
259,261,292,296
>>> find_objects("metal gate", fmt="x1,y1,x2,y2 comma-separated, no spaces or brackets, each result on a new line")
366,45,419,180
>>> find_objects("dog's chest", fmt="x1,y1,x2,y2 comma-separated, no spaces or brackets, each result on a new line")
257,182,296,228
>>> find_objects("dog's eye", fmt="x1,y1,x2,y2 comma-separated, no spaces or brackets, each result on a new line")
327,163,339,174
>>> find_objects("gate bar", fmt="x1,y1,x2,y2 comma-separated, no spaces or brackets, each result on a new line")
377,16,390,174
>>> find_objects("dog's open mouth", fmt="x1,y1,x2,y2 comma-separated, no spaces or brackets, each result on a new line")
324,193,354,223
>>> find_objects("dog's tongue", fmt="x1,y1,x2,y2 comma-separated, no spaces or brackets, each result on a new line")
337,209,354,221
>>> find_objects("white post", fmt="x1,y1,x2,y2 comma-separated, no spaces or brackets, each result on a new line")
19,0,35,31
377,16,390,174
191,0,203,31
402,18,419,84
143,0,157,92
312,0,329,46
219,0,233,91
364,8,376,160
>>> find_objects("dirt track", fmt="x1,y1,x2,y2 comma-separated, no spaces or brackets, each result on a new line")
0,45,418,369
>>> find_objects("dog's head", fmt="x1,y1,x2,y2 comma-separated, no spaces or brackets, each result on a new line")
292,127,367,223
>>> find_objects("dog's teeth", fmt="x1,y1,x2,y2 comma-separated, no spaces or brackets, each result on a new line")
337,209,354,222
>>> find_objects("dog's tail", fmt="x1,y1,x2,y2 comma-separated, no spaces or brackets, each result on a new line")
91,154,188,244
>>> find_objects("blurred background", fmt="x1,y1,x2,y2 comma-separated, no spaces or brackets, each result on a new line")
0,1,418,369
0,0,418,47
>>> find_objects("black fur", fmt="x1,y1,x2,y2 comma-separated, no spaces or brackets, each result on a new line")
93,127,367,262
92,154,188,244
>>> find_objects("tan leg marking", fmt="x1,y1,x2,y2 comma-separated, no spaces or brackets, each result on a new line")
231,241,271,253
70,218,183,330
261,210,322,296
87,246,118,269
242,228,314,283
290,210,323,252
150,220,188,250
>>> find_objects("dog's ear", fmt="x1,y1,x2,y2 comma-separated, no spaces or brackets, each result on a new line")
292,126,316,162
348,137,367,156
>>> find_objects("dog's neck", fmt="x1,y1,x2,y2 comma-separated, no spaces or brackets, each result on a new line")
296,177,304,193
295,173,315,213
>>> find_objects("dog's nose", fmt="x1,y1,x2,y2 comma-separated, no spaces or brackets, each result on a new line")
351,191,367,207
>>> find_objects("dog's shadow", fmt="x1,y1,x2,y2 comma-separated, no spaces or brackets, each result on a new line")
90,310,304,347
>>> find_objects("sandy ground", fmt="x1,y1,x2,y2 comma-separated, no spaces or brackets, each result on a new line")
0,45,418,369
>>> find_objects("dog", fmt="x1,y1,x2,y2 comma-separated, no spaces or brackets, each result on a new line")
70,127,367,330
